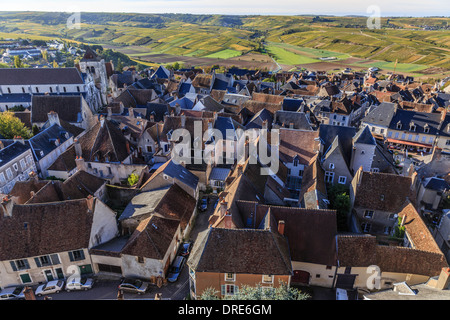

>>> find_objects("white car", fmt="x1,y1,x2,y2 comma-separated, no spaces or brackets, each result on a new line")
0,286,25,300
66,277,94,292
35,280,65,297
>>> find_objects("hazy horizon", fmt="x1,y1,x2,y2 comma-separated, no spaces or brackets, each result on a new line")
0,0,448,18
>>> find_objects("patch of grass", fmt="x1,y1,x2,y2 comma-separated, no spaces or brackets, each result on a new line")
205,49,242,59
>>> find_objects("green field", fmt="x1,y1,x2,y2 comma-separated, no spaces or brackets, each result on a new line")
205,49,242,59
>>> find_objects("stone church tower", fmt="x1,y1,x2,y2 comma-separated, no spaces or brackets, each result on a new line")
79,47,108,110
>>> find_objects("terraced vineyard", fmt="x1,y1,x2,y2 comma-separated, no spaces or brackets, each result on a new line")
0,12,448,78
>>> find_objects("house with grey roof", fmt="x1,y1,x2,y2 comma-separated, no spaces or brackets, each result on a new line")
361,102,397,138
0,139,37,195
28,112,74,178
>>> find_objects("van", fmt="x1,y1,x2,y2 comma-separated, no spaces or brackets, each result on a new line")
167,256,185,283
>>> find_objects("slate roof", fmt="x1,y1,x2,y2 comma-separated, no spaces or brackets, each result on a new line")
0,141,31,166
389,109,442,136
209,167,231,181
274,111,313,131
362,102,397,127
0,68,84,85
0,93,32,104
353,125,376,145
140,159,199,192
29,124,73,161
424,177,449,192
319,124,356,162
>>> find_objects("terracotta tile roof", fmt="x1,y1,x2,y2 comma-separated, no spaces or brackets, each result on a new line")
241,100,282,116
235,201,337,266
188,227,292,275
25,170,105,204
0,198,94,260
353,171,416,213
9,180,49,204
337,235,448,277
121,215,179,259
252,92,284,105
278,128,320,165
31,95,83,124
191,74,212,89
398,201,443,254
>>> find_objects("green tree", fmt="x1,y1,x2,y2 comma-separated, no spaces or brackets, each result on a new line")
32,124,40,136
327,184,351,231
116,58,123,72
200,282,310,300
127,173,139,187
172,62,180,70
0,111,32,139
14,55,23,68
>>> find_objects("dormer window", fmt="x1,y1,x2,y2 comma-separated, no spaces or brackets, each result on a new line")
409,122,416,132
396,121,402,130
424,124,430,133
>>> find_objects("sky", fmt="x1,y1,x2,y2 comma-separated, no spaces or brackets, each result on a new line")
0,0,449,17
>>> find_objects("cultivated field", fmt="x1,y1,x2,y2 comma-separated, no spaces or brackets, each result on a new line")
0,12,448,78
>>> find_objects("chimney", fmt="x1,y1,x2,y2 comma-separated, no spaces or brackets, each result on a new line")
175,103,181,115
1,196,14,217
47,111,61,127
220,200,227,218
75,156,86,172
86,195,95,213
224,211,233,229
237,164,243,176
28,171,38,181
99,115,105,127
74,138,82,158
13,136,25,145
278,220,285,235
181,113,186,128
436,268,450,290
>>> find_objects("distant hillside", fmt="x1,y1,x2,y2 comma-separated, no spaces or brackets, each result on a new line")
0,11,448,74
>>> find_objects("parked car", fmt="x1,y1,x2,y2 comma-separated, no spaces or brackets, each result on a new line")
180,241,192,257
198,196,208,211
213,199,219,209
118,278,149,295
66,276,94,292
35,280,65,297
167,256,186,283
0,286,25,300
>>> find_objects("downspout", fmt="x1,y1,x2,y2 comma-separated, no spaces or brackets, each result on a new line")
331,235,339,289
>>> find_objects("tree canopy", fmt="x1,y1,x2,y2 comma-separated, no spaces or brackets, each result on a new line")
0,111,32,139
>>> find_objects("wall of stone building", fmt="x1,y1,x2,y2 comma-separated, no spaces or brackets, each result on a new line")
350,142,376,175
0,84,85,95
89,199,120,249
291,261,336,288
0,248,92,287
335,266,429,291
322,152,353,186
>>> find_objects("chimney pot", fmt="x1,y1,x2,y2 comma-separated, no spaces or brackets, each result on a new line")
278,220,285,235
